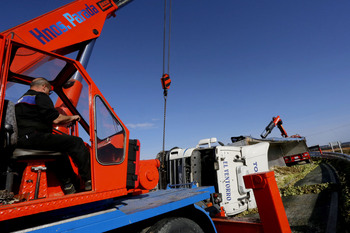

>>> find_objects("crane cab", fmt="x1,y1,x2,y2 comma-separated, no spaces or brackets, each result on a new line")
0,36,159,221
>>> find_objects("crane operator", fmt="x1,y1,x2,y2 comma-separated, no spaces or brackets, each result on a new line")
15,78,91,194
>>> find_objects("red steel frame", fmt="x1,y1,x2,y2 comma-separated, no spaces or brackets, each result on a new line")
213,171,291,233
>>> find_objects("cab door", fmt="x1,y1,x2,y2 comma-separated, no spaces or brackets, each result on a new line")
92,93,129,192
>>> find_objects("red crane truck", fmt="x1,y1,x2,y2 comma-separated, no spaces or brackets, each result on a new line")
0,1,291,232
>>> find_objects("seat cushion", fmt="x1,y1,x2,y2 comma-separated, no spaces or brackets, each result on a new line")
13,148,64,160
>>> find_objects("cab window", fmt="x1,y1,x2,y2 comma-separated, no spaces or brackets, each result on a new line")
95,96,125,164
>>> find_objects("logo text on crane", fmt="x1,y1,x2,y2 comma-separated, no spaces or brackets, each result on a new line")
29,4,100,45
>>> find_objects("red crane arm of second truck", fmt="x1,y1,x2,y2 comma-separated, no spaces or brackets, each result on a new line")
260,115,288,139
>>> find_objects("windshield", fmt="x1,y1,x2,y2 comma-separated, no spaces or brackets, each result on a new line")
6,42,91,138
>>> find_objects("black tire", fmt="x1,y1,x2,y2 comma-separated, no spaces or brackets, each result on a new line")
146,217,204,233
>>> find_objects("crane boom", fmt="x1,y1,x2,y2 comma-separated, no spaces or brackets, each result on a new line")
1,0,134,76
261,115,288,139
1,0,132,53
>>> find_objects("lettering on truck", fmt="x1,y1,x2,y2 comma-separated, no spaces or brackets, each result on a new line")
253,161,258,172
223,161,231,201
29,4,100,45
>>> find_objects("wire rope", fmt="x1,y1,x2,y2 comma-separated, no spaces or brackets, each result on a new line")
161,0,172,188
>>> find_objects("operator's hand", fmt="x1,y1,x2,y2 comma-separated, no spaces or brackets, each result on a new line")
71,115,80,122
66,115,80,128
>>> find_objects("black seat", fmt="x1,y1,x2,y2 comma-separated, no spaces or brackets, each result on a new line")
2,100,63,192
1,100,17,191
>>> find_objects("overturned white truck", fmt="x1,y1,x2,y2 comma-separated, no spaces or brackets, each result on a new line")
158,136,308,216
158,138,270,216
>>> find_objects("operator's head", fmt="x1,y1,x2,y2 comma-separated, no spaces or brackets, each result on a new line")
30,78,52,95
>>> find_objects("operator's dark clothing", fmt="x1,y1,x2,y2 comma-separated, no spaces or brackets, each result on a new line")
15,90,91,181
16,90,59,137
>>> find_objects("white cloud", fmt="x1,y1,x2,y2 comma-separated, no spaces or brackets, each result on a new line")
126,122,155,129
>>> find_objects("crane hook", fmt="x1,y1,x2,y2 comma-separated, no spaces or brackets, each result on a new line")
161,73,171,96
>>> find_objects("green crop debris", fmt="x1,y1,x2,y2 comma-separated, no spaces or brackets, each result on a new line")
279,182,338,197
236,158,350,230
273,160,320,188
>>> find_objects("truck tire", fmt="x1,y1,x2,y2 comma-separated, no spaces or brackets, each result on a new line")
146,217,204,233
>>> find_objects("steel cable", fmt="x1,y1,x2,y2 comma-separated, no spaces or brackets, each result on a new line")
161,0,172,188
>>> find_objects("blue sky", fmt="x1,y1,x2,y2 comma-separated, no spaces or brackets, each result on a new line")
1,0,350,159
